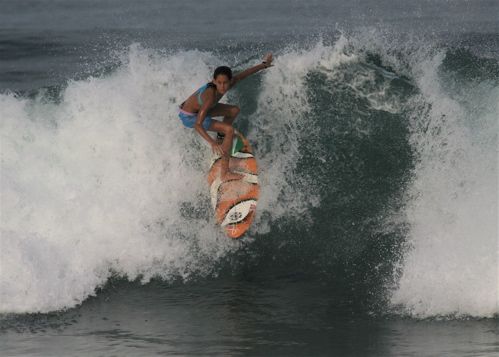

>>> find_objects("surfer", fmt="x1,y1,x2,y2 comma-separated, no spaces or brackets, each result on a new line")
179,53,273,181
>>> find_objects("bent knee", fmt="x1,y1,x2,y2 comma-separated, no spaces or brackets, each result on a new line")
230,106,240,117
219,123,234,135
226,125,234,135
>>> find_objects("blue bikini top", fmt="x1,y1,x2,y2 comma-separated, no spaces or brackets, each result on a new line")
197,82,218,108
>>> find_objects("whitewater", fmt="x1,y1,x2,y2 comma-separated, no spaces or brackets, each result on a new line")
1,31,497,321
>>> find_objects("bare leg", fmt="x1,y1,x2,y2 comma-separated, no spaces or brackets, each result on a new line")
208,104,240,142
222,106,240,125
208,121,243,181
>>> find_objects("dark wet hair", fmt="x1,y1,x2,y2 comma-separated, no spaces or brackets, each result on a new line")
213,66,232,80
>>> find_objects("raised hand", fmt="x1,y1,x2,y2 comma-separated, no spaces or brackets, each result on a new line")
263,53,273,67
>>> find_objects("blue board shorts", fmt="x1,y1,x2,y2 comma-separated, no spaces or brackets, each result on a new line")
179,109,213,130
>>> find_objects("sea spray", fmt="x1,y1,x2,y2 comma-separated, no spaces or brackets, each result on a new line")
334,31,499,317
1,35,497,318
250,37,356,232
390,51,499,318
0,44,320,313
0,47,239,313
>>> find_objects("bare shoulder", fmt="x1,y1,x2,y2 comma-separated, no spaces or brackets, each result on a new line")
201,86,216,102
230,76,240,87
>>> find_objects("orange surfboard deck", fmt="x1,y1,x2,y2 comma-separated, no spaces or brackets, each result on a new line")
208,132,259,239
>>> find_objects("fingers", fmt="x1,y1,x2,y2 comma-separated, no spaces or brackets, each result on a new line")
263,53,273,66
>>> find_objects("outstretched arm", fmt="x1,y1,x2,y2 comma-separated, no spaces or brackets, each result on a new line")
231,53,273,86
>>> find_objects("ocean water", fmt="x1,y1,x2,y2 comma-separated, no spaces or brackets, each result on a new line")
1,0,498,356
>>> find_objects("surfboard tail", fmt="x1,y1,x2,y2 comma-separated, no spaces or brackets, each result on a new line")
207,132,259,238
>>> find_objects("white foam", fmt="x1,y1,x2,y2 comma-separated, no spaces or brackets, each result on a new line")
3,36,496,318
344,30,498,318
0,42,336,313
389,51,499,318
249,38,356,232
0,45,240,313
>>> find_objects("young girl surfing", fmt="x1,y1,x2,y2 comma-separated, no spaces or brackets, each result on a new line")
178,53,273,181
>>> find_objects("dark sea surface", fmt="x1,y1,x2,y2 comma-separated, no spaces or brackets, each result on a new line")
1,0,498,356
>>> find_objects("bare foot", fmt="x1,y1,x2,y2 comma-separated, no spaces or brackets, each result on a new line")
222,171,244,181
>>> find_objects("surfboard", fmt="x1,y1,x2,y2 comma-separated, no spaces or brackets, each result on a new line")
207,132,259,239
